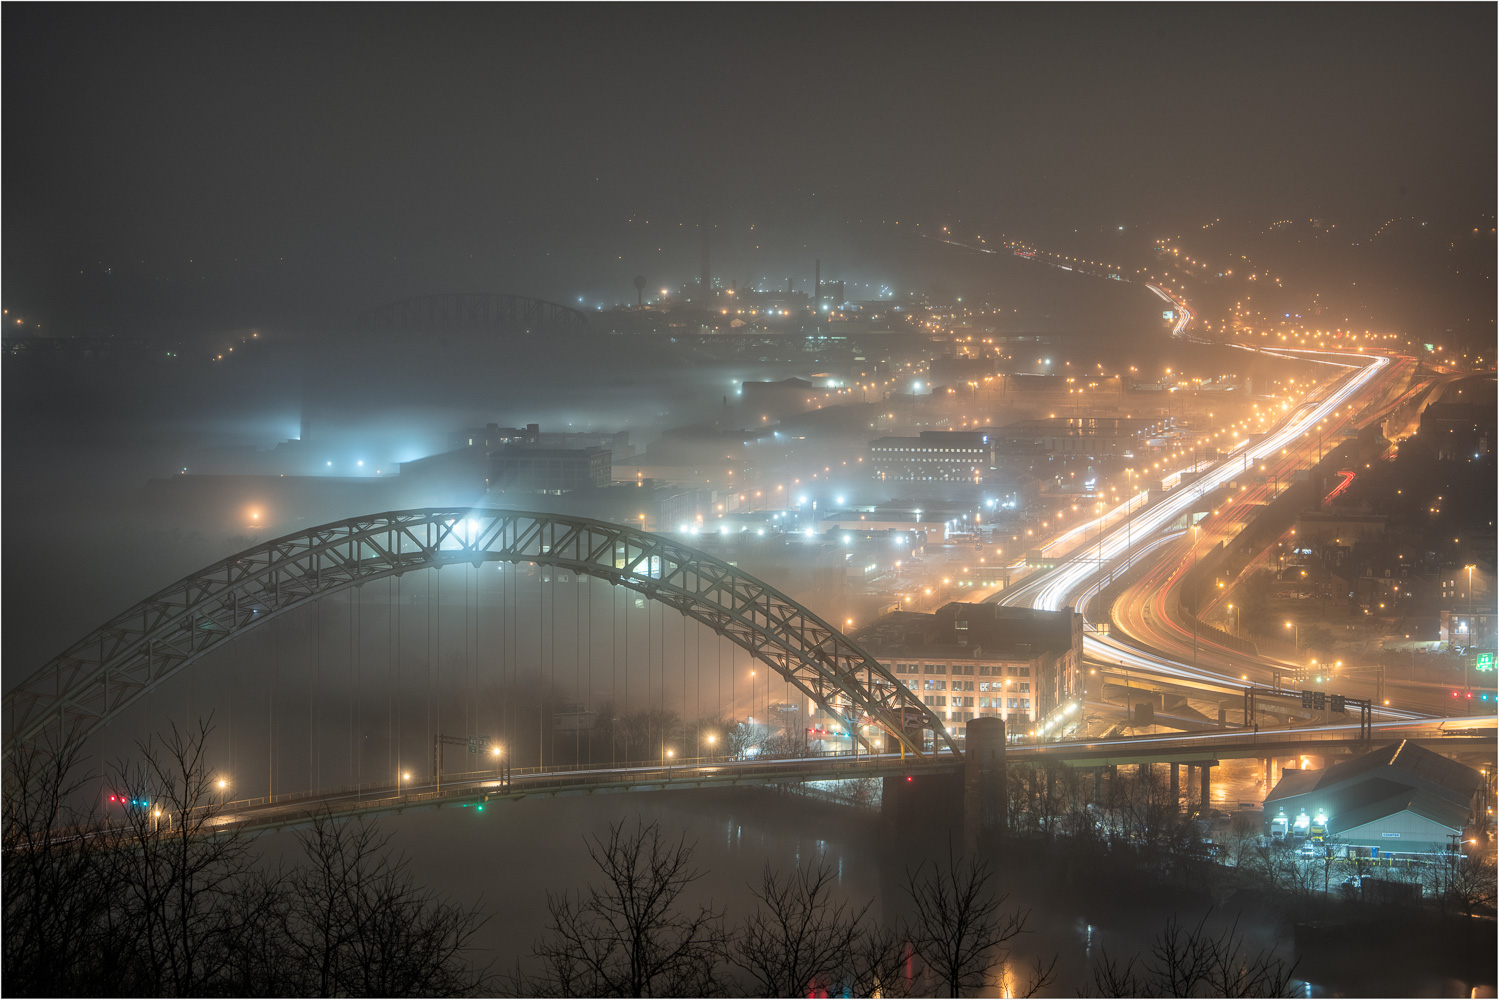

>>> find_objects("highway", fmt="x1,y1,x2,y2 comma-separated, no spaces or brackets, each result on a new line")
1147,283,1193,338
986,348,1435,719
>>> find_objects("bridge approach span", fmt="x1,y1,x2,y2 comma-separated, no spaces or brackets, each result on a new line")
3,508,954,758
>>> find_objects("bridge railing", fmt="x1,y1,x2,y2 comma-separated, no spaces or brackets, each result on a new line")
198,752,964,830
213,746,960,815
1023,725,1456,757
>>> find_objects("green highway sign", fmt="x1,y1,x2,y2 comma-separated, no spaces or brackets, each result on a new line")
1476,652,1495,673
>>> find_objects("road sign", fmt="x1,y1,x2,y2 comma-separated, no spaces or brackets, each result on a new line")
1313,691,1326,711
1301,691,1314,709
1477,652,1495,672
1330,694,1346,714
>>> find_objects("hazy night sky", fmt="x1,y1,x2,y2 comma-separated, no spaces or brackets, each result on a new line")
4,6,1494,333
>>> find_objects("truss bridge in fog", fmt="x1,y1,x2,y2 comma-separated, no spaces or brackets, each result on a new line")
3,508,953,761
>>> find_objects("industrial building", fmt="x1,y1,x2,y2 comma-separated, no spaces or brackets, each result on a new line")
869,430,994,482
1263,741,1483,856
852,601,1082,736
488,444,612,494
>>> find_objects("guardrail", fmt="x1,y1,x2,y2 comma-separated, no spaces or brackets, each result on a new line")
1019,725,1464,758
213,747,960,815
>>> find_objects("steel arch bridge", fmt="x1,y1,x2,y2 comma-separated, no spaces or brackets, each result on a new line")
352,294,591,335
3,509,955,759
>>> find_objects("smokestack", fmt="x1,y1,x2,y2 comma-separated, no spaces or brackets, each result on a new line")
814,259,821,310
699,210,711,302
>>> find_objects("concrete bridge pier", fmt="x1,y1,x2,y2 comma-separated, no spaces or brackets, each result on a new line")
962,717,1007,854
883,719,1009,855
882,769,962,847
1199,763,1213,812
1170,763,1180,809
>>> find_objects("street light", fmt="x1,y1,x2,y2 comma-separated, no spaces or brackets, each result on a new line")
1285,621,1299,649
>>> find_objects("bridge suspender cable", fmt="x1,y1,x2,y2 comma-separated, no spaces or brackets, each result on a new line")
2,510,955,760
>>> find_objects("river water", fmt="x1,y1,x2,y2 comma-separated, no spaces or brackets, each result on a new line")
254,782,1494,997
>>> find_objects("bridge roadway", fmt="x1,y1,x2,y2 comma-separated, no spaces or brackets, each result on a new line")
195,718,1493,835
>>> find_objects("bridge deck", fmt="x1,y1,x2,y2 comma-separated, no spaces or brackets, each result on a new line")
197,727,1493,835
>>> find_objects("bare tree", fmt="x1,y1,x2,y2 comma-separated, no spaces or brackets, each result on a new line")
903,845,1051,998
2,735,118,995
847,923,918,999
731,856,870,997
5,721,495,997
1421,843,1498,919
524,818,727,997
1225,814,1259,868
285,813,492,996
1086,911,1297,998
104,718,273,995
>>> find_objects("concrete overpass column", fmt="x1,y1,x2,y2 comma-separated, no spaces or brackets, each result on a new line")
1137,762,1150,780
962,717,1007,854
1199,763,1213,812
1169,763,1180,809
1092,767,1102,802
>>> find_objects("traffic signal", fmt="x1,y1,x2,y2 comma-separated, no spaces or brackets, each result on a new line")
1312,692,1326,711
1301,691,1314,709
1330,694,1346,714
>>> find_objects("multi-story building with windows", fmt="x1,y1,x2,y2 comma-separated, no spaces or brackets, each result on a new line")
851,601,1082,738
488,445,612,494
869,431,993,482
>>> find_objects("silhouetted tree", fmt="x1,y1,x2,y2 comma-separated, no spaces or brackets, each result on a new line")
902,846,1052,998
285,814,492,996
2,734,116,995
523,818,728,996
730,856,871,997
1086,911,1296,997
4,721,494,997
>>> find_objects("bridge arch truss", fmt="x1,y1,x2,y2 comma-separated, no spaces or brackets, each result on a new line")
4,509,955,758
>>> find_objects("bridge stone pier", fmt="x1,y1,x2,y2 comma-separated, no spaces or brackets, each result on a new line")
880,718,1009,855
880,770,963,846
963,717,1007,854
